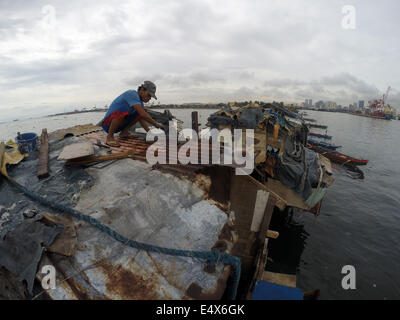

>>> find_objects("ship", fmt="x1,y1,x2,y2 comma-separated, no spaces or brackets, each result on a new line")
364,86,394,120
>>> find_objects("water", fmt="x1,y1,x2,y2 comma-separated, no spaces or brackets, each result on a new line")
1,108,399,299
268,110,400,300
0,112,106,142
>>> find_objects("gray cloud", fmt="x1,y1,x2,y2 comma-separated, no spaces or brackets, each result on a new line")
0,0,399,120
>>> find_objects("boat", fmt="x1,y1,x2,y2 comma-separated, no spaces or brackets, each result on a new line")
308,132,332,140
364,86,393,120
303,118,316,122
307,138,341,150
306,123,328,129
307,144,368,166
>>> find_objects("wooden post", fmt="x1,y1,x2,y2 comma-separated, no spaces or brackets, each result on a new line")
37,129,50,179
191,111,199,137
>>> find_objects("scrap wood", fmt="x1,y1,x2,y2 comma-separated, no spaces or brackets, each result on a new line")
37,129,50,179
57,142,95,161
65,150,145,166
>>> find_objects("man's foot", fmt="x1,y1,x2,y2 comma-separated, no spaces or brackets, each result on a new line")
105,138,120,147
119,132,136,139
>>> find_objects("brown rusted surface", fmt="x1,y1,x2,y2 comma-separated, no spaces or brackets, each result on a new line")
99,260,160,300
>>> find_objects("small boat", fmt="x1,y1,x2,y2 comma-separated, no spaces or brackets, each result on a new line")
307,144,368,166
307,138,341,150
303,118,316,122
307,123,328,129
308,132,332,140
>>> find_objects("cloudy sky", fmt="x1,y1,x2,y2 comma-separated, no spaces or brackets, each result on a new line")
0,0,399,121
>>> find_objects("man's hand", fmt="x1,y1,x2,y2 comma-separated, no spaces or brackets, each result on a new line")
155,122,167,131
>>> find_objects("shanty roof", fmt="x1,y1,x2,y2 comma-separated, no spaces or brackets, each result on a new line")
1,129,242,300
38,158,234,300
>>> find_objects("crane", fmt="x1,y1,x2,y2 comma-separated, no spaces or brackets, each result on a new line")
382,86,391,106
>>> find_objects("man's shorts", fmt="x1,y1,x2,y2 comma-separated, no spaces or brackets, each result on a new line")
101,109,141,133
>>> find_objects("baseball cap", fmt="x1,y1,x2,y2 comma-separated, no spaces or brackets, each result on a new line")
142,80,157,100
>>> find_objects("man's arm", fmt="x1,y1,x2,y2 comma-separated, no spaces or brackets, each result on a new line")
133,104,160,127
139,118,150,132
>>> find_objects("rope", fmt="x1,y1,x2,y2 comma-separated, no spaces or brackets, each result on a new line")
5,175,241,300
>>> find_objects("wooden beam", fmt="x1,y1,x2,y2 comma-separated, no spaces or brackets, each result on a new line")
37,129,50,179
257,196,276,243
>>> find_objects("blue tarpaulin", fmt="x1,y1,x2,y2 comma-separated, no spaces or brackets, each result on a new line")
252,280,303,300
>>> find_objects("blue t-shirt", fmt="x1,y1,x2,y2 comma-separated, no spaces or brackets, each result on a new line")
101,90,144,132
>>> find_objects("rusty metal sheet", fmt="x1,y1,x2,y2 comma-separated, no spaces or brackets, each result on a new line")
39,158,235,300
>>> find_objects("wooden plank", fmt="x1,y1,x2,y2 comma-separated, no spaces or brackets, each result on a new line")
57,142,95,160
250,190,269,232
235,172,286,210
265,178,308,210
37,129,50,179
262,271,297,288
257,196,276,243
230,174,257,231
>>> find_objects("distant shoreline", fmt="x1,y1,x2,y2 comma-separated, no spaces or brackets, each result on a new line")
47,109,108,117
46,106,220,117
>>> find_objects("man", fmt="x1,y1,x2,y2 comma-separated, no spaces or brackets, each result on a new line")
101,80,165,146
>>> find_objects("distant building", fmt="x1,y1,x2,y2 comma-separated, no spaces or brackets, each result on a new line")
325,101,337,110
349,103,358,111
315,100,325,109
359,100,364,109
304,99,313,108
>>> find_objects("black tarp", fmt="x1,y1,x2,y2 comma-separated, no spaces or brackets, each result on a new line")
0,220,62,295
0,135,95,297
